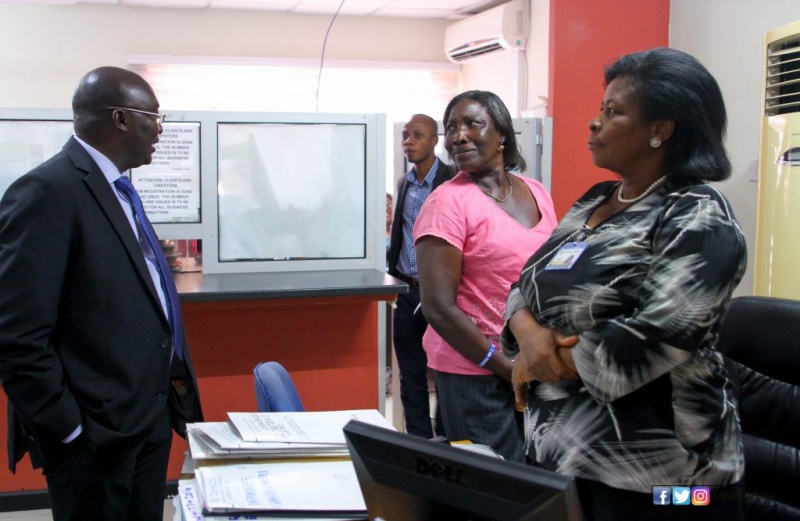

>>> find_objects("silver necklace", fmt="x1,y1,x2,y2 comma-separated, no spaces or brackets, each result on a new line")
617,175,668,204
469,172,513,203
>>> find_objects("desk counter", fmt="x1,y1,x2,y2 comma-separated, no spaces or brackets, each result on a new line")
175,269,405,488
175,269,406,301
0,269,406,503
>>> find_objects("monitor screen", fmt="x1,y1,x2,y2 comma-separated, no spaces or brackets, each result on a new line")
343,420,583,521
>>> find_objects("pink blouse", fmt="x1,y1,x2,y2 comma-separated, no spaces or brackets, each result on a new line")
413,171,557,375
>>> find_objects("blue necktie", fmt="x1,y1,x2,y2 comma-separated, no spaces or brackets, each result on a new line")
114,175,184,361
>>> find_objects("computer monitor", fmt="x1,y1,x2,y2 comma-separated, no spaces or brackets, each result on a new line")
343,420,584,521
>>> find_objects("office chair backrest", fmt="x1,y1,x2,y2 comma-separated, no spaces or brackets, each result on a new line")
715,295,800,520
254,361,305,412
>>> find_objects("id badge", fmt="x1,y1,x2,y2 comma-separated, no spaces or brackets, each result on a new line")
544,242,588,271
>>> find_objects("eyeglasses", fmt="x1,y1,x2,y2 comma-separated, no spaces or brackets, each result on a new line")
107,106,167,125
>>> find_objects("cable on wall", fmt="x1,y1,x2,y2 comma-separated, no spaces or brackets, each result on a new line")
316,0,347,112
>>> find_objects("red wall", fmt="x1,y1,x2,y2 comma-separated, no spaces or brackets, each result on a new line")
548,0,670,216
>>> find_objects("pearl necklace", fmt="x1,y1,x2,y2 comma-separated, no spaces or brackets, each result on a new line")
617,175,668,204
469,172,513,203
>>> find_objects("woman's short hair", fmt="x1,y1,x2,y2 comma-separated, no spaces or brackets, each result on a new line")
443,90,526,173
605,47,731,183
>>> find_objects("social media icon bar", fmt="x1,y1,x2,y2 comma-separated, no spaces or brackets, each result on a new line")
652,486,712,506
691,486,711,506
672,487,691,505
652,486,671,505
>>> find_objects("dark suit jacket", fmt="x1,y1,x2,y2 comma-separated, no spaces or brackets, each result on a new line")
387,159,455,278
0,137,203,473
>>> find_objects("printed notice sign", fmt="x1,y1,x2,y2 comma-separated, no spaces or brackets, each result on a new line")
132,122,200,223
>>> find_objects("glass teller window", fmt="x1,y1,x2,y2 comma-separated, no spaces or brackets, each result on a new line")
216,122,367,263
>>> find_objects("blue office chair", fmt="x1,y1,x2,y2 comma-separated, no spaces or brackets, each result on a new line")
254,361,305,412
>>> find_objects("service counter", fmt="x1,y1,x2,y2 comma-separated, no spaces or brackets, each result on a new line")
0,269,405,503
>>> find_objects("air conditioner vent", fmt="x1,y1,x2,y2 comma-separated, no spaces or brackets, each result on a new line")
444,0,529,64
448,42,505,62
765,37,800,116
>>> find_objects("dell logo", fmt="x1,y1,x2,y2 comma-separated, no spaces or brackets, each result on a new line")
416,457,463,483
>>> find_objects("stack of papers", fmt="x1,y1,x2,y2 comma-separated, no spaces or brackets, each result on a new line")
187,409,394,460
179,409,395,519
193,460,367,517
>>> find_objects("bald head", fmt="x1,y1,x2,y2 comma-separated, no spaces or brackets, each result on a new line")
72,67,156,139
72,66,163,172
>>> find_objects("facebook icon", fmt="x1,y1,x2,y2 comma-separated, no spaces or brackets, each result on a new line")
652,486,672,505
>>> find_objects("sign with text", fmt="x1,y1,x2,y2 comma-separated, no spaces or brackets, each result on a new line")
132,122,201,223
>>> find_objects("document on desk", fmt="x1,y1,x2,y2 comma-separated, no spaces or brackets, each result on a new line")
194,460,367,516
188,422,347,460
227,409,394,444
179,478,364,520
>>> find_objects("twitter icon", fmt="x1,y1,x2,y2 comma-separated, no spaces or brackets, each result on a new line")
673,487,691,505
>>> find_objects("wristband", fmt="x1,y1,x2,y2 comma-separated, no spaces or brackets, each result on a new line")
478,343,497,368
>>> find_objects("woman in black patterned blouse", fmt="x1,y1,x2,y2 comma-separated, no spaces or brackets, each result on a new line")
502,48,746,521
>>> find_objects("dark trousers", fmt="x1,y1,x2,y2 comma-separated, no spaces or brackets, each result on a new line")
434,370,524,463
392,287,443,438
43,403,173,521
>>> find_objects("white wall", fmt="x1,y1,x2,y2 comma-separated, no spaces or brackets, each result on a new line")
0,4,452,109
460,51,524,114
525,0,550,116
0,2,550,127
670,0,800,297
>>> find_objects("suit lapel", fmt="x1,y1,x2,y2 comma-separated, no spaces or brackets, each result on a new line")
64,139,165,320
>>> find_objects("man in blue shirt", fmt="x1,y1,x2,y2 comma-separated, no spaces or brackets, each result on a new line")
387,114,455,438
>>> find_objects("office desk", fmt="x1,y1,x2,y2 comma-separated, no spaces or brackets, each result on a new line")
0,269,405,506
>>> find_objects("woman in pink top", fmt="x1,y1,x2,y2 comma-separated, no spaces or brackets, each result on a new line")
413,90,556,461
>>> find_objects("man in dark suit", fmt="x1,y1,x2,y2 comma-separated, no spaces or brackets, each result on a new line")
387,114,455,439
0,67,203,520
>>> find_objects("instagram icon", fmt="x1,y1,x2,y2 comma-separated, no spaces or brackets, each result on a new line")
691,486,711,506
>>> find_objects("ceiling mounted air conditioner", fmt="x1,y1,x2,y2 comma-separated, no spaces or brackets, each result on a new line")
445,0,530,63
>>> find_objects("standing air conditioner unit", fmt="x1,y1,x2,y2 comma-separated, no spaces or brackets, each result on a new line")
445,0,529,64
753,20,800,298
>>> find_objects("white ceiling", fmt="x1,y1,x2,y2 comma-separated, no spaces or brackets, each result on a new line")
6,0,506,19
